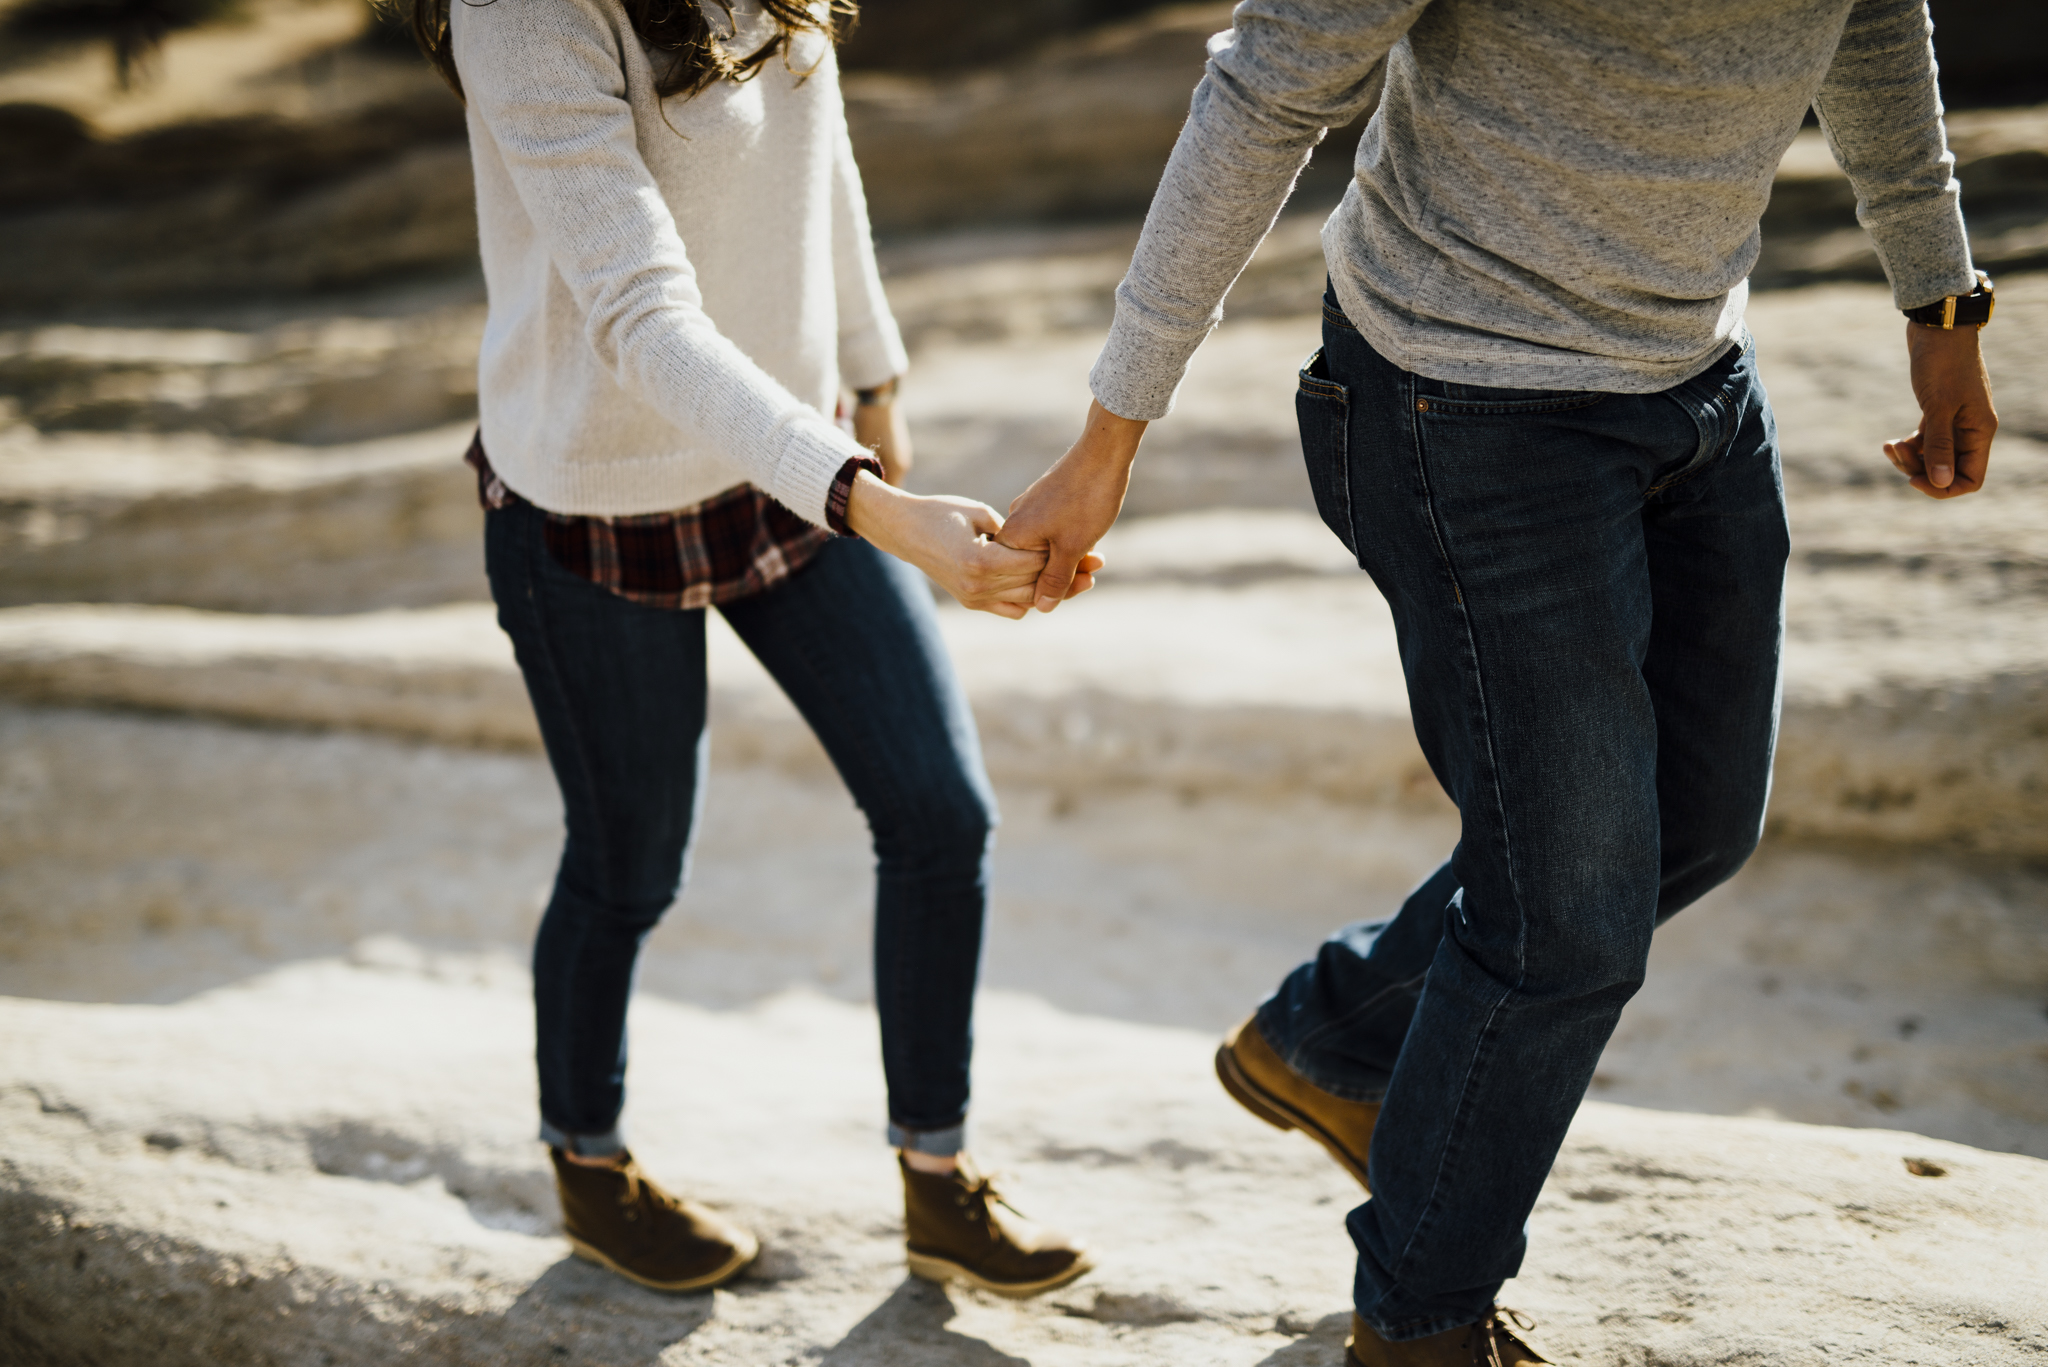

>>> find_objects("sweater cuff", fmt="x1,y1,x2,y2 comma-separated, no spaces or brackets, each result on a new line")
1088,292,1215,421
840,319,911,394
826,453,884,536
1864,193,1975,311
769,414,871,531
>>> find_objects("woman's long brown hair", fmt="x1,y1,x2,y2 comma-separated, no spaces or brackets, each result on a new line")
403,0,858,102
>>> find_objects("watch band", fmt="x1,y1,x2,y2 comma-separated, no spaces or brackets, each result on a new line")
1903,270,1995,329
854,376,900,407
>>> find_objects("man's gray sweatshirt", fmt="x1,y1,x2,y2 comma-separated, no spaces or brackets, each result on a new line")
1090,0,1976,417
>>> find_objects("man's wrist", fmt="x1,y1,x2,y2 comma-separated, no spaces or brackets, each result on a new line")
1076,399,1148,467
1903,271,1994,330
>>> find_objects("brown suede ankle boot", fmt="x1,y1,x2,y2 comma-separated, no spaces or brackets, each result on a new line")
1346,1308,1552,1366
551,1148,758,1292
1216,1014,1380,1190
901,1153,1093,1298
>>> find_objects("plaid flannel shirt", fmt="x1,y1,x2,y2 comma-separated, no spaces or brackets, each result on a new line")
467,432,880,611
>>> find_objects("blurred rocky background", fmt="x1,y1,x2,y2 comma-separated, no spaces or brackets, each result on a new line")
2,2,2047,1364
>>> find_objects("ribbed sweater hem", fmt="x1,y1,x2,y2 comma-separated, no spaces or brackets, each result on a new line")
1329,272,1750,396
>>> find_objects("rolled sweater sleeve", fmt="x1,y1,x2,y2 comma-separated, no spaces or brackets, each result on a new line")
1089,0,1426,421
1813,0,1974,310
455,0,866,527
829,78,910,392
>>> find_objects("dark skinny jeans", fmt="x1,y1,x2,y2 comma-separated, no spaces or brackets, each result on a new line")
486,499,996,1158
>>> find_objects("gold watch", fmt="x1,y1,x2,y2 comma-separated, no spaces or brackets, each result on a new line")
1902,270,1995,330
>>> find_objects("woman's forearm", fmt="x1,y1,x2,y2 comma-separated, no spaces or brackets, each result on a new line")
844,472,1046,619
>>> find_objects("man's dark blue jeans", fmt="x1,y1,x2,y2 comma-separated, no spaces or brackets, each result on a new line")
1263,291,1789,1340
486,499,997,1160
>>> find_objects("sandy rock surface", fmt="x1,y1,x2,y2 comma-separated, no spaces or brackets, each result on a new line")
5,702,2044,1158
4,955,2045,1367
4,28,2046,1363
5,550,2046,855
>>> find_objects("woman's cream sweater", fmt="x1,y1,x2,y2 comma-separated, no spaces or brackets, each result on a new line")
452,0,907,525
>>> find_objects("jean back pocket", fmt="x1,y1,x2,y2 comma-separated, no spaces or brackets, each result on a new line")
1296,347,1356,557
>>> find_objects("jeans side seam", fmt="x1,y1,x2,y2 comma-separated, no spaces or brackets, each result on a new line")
1388,980,1519,1283
1393,421,1537,1281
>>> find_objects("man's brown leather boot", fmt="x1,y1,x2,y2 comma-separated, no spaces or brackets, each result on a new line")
551,1148,758,1292
1346,1309,1552,1366
902,1153,1093,1298
1215,1015,1380,1190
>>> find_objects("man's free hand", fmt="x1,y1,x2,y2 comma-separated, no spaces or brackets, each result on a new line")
1883,322,1998,499
1001,399,1148,612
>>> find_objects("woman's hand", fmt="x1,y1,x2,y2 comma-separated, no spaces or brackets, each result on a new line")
845,471,1101,619
852,385,913,487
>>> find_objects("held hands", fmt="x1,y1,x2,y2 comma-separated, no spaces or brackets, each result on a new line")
1884,323,1998,498
846,385,1101,618
843,471,1101,619
1000,399,1149,613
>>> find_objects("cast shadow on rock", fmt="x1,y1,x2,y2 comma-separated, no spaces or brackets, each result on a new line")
1253,1310,1355,1367
473,1256,714,1365
821,1277,1032,1367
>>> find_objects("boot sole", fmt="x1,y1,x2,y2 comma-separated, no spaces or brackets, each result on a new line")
567,1231,759,1293
906,1248,1095,1299
1214,1040,1372,1192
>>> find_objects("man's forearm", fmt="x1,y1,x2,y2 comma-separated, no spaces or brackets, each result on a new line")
1812,0,1972,311
1088,2,1419,423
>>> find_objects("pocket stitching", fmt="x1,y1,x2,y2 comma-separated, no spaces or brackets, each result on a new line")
1296,352,1355,557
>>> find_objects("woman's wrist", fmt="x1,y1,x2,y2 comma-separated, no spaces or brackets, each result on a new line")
843,468,909,554
854,375,901,407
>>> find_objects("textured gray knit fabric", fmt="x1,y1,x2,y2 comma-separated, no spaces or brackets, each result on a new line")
1091,0,1975,418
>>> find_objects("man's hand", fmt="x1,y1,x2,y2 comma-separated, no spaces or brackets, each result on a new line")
1884,322,1998,499
1002,400,1148,612
846,471,1076,619
852,390,913,487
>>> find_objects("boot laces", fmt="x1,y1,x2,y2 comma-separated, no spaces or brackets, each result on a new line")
613,1161,680,1220
958,1169,1027,1243
1479,1307,1541,1366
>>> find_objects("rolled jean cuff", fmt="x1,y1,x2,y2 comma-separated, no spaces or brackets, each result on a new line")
540,1120,626,1158
889,1120,965,1156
